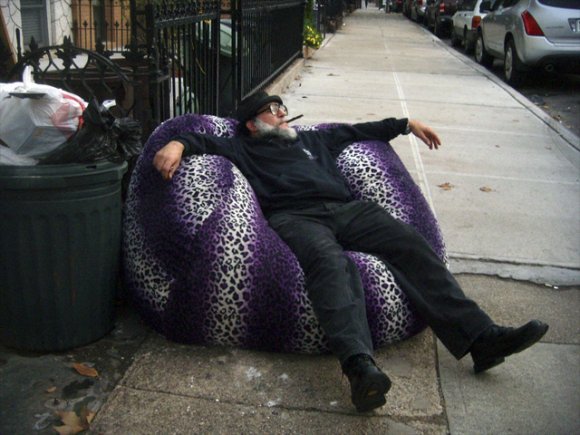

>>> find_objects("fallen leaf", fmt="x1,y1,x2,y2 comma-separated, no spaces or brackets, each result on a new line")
78,406,96,424
53,411,88,435
480,186,493,192
72,362,99,378
438,182,455,191
53,425,80,435
46,386,57,393
85,411,96,424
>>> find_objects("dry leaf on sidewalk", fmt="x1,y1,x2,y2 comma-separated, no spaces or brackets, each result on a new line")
53,411,87,435
53,407,95,434
438,182,455,191
479,186,494,192
72,362,99,378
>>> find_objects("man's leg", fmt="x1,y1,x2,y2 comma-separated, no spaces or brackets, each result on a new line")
268,207,391,412
334,200,547,368
334,201,494,358
268,208,373,364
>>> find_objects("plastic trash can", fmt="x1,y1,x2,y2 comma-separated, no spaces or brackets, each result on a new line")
0,161,127,351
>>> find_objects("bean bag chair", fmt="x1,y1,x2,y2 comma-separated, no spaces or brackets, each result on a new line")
123,114,446,354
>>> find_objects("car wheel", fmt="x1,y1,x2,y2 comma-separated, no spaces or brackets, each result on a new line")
504,39,525,86
451,26,461,47
434,18,443,37
475,32,493,67
463,29,473,54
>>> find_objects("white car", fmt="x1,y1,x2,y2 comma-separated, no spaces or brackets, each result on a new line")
451,0,491,53
475,0,580,85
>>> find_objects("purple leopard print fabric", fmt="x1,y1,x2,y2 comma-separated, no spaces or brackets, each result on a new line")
123,114,446,353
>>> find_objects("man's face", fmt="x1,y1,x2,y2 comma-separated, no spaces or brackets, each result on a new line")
247,102,289,133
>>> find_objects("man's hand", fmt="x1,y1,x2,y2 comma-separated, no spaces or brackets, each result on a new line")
408,119,441,150
153,140,185,180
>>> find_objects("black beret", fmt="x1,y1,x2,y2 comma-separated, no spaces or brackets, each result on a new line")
235,90,283,125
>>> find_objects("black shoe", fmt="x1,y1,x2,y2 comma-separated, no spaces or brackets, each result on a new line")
342,354,391,412
470,320,549,374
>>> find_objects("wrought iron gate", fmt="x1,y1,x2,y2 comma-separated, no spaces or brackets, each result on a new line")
11,0,307,136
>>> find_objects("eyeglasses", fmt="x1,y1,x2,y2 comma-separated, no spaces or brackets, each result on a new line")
256,102,288,117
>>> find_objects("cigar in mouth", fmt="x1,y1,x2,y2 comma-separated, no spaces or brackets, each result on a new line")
286,114,304,123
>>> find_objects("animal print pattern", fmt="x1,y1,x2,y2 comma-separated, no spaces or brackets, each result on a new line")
123,115,445,353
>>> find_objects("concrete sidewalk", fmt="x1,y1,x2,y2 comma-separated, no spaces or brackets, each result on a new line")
2,8,578,435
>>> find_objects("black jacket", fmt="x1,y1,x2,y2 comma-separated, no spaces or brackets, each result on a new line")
174,118,408,215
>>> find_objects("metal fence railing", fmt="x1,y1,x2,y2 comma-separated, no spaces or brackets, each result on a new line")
230,0,305,111
11,0,308,136
71,0,132,52
145,1,222,125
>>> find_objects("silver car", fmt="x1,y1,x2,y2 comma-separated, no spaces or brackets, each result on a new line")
451,0,492,53
475,0,580,85
411,0,429,23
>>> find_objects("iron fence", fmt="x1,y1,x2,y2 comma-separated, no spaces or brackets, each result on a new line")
12,0,307,136
231,0,305,107
70,0,132,52
145,1,222,126
314,1,328,37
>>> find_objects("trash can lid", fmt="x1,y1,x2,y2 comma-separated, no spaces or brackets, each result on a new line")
0,161,128,190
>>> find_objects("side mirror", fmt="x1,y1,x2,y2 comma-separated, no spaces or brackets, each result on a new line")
480,0,492,12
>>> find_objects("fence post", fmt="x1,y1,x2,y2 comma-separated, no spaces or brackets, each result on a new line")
232,0,244,115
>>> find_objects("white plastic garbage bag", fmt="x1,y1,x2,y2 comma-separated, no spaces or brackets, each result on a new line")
0,146,38,166
0,67,87,159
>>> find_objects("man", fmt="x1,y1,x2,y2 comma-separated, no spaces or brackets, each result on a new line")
153,91,548,413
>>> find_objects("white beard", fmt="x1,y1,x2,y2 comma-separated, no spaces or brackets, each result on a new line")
254,118,298,141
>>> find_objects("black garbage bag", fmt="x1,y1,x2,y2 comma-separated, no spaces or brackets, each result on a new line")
40,99,142,164
112,117,142,161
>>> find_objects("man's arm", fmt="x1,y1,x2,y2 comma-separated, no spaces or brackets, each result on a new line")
317,118,442,157
407,119,441,150
153,140,186,180
153,133,237,180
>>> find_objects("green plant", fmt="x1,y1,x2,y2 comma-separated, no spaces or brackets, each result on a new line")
303,23,323,49
303,0,322,49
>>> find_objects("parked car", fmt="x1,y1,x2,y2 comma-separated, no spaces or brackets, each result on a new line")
411,0,429,23
387,0,404,12
451,0,492,53
425,0,460,36
475,0,580,86
403,0,415,17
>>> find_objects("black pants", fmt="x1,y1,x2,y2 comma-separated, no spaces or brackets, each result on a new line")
268,201,493,365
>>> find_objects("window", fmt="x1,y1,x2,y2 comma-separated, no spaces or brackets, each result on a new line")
538,0,580,9
502,0,519,8
460,0,477,11
21,0,48,47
